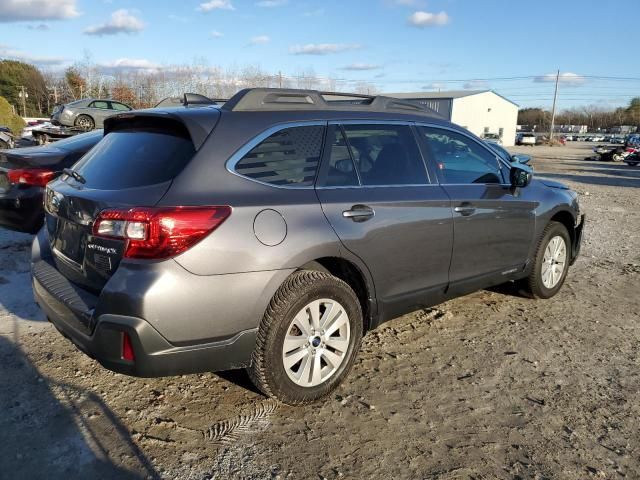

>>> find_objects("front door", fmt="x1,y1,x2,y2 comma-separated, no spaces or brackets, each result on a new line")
316,123,453,321
416,125,537,289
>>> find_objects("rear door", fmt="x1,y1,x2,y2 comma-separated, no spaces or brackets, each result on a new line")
88,101,111,127
416,125,536,289
44,120,200,293
316,122,453,320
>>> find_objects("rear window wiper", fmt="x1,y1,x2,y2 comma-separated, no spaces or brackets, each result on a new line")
63,168,86,184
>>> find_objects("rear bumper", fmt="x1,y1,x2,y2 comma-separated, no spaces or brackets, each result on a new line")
570,213,585,265
33,273,257,377
30,227,292,377
0,186,44,233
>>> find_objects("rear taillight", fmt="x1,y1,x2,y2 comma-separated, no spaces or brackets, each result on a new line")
7,168,57,187
92,206,231,259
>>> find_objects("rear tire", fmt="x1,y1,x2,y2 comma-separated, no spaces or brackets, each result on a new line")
524,221,571,299
75,114,95,131
248,270,363,405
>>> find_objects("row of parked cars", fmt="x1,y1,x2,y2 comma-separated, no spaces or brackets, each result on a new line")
1,89,584,404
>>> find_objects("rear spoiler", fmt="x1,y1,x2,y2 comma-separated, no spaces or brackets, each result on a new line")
103,108,221,150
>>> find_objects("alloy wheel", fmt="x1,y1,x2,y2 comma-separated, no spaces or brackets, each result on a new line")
541,235,567,289
281,298,351,387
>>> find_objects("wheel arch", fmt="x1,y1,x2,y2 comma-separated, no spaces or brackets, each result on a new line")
298,257,375,332
549,209,576,251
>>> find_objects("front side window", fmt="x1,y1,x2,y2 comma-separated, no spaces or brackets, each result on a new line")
234,125,324,187
419,127,504,184
341,124,428,186
90,101,109,109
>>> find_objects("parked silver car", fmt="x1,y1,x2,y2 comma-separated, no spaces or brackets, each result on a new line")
51,99,132,130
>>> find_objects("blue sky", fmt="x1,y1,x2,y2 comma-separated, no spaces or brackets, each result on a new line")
1,0,640,109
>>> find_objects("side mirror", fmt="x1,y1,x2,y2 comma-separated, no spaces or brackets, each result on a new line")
510,164,533,188
511,154,531,165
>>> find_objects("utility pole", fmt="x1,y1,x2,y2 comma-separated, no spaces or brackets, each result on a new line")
17,85,27,117
549,69,560,143
278,71,283,88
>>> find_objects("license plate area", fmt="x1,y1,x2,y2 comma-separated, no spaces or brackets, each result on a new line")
50,217,88,267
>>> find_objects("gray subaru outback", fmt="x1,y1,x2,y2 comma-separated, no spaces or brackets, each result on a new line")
32,88,584,405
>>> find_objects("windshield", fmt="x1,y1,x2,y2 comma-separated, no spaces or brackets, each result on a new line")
486,142,511,163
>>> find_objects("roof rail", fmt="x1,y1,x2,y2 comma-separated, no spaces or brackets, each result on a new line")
154,93,228,108
183,93,228,106
221,88,442,117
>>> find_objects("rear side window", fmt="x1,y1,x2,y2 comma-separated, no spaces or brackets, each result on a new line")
73,130,195,189
89,101,110,109
324,127,359,187
342,124,428,186
110,102,131,111
234,125,324,187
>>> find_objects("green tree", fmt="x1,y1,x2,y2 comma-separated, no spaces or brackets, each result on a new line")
0,60,49,117
517,108,550,129
0,95,26,134
65,67,86,100
626,97,640,126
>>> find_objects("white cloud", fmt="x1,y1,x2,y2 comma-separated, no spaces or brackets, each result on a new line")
210,30,224,38
290,43,361,55
408,11,450,27
0,0,79,22
97,58,160,73
248,35,270,45
26,23,49,30
463,80,489,90
256,0,287,6
534,72,585,85
0,46,66,66
198,0,235,12
341,63,382,71
84,9,144,36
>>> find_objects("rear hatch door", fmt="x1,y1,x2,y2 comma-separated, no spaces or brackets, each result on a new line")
43,111,219,293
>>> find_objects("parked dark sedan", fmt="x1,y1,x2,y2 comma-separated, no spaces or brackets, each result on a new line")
0,130,102,233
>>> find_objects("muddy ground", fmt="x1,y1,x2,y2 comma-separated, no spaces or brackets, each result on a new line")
1,142,638,480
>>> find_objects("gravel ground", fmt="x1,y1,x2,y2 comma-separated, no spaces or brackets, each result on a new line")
1,142,638,480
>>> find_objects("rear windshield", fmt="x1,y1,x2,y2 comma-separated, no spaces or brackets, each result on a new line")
73,130,195,189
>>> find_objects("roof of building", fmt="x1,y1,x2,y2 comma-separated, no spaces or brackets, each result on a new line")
384,90,519,107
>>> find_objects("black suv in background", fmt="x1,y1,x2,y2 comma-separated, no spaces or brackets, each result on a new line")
32,88,584,405
0,130,103,233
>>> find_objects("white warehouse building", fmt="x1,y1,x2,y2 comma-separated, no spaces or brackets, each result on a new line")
385,90,519,147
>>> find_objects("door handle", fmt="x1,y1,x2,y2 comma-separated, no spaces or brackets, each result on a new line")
454,203,476,216
343,205,375,222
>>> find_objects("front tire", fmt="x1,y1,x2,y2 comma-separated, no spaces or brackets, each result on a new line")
524,221,571,299
248,270,363,405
